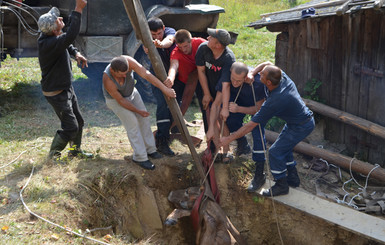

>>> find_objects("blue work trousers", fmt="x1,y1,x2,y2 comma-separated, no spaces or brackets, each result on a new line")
152,80,185,139
227,112,266,162
269,118,315,180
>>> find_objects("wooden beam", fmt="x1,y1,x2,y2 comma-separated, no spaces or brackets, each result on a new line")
121,0,208,182
303,98,385,140
336,0,353,16
260,0,346,18
265,130,385,183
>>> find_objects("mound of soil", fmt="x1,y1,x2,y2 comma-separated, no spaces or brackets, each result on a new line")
67,128,381,244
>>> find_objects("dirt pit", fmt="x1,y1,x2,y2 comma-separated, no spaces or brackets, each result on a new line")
70,141,382,245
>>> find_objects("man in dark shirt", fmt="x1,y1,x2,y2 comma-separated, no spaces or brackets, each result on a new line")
144,17,176,156
220,62,315,197
37,0,92,162
195,28,250,155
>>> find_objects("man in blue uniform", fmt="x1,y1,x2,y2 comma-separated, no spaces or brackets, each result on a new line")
145,17,176,156
220,62,315,196
223,62,268,191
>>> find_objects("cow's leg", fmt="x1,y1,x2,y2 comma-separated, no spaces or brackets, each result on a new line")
165,209,192,226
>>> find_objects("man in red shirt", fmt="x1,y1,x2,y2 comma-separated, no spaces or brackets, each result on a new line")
165,29,206,116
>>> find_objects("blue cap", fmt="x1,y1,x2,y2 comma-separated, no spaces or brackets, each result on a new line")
301,7,315,18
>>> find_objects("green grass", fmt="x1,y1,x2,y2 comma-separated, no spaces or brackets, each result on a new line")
211,0,309,66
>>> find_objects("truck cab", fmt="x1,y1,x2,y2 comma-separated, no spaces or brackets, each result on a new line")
0,0,224,100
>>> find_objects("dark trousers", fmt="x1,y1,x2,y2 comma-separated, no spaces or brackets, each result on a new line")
269,118,315,180
45,86,84,142
152,79,185,139
227,112,266,162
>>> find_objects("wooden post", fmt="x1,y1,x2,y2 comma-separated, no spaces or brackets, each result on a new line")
265,130,385,183
121,0,211,191
303,98,385,141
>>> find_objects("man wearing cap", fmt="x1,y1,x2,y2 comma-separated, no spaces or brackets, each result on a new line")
37,0,92,162
195,28,251,156
220,62,315,197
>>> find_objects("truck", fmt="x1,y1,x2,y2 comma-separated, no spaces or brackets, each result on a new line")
0,0,224,101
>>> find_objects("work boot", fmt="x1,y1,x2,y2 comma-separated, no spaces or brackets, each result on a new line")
48,132,68,159
68,128,94,159
287,166,300,187
236,136,251,156
156,137,175,156
133,159,155,170
262,177,289,197
247,161,266,193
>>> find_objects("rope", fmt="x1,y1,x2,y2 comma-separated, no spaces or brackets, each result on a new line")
201,120,225,186
0,143,44,169
258,124,284,245
20,165,110,245
233,83,244,103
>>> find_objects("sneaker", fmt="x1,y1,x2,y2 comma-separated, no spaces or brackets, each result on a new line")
133,159,155,170
148,151,163,159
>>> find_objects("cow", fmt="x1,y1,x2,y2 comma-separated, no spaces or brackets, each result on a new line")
165,186,247,245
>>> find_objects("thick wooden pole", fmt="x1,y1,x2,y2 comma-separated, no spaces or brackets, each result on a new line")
121,0,208,184
265,130,385,183
303,98,385,141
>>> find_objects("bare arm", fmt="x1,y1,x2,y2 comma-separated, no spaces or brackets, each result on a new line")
220,82,230,121
197,65,212,110
165,59,179,88
206,92,222,142
250,61,274,77
74,0,87,13
220,120,258,147
102,73,149,117
229,98,265,115
154,35,175,49
126,56,176,98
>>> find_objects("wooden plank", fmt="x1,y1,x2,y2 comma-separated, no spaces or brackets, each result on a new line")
265,130,385,181
336,0,354,16
367,10,385,166
261,185,385,244
260,0,347,18
275,31,289,69
343,11,362,156
293,20,310,93
306,19,320,49
304,98,385,140
352,9,378,160
324,16,344,143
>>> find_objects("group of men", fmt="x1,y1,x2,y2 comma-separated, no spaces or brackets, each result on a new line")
37,0,314,196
